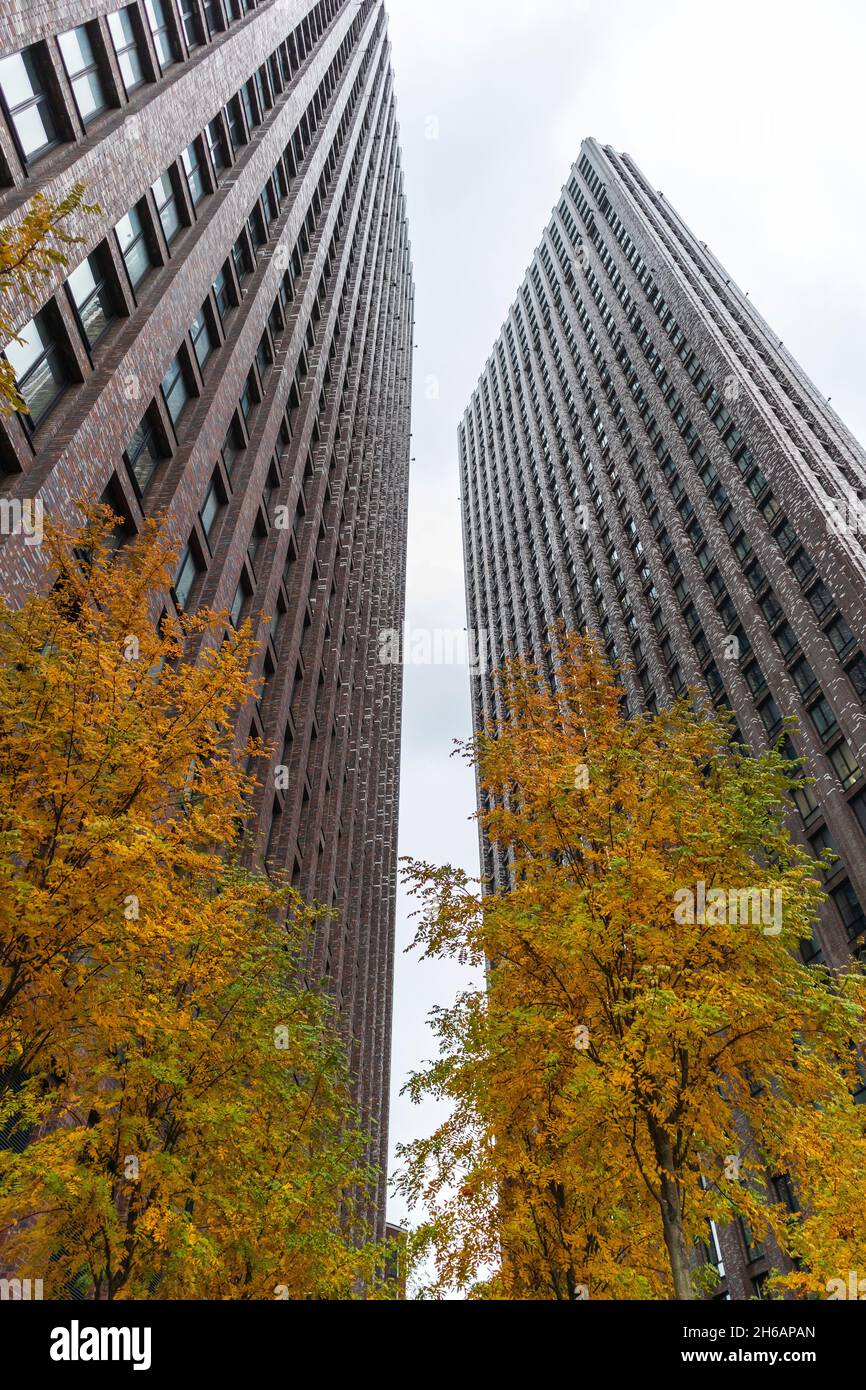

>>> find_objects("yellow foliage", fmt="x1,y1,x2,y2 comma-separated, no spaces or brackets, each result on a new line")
399,632,866,1300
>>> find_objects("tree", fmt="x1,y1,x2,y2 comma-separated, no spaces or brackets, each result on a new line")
0,508,390,1298
398,633,866,1300
0,184,98,415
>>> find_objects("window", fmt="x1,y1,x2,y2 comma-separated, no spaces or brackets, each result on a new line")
230,576,249,627
789,546,815,585
830,739,861,790
0,45,59,163
123,410,163,494
221,420,243,478
247,204,266,249
145,0,177,69
738,1217,765,1264
239,370,255,420
206,117,227,177
790,657,817,699
152,171,181,244
203,0,225,37
833,880,866,941
265,798,283,867
783,736,819,824
807,579,834,620
199,475,224,543
800,927,824,966
810,696,838,743
256,330,273,375
240,79,256,132
759,590,782,628
231,233,252,282
100,476,133,549
247,514,267,571
212,265,232,320
58,25,108,125
759,696,782,736
810,824,838,879
827,615,855,658
66,251,115,348
225,94,245,151
174,542,202,610
848,654,866,701
190,307,214,369
107,7,145,94
179,0,202,49
161,353,190,426
181,140,206,206
115,204,153,289
4,309,67,430
774,621,798,661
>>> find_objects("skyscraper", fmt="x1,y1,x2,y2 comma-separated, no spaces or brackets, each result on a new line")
459,136,866,1296
0,0,413,1231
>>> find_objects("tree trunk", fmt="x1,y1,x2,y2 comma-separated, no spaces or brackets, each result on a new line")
650,1122,693,1300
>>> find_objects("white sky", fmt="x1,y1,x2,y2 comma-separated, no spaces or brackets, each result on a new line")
385,0,866,1229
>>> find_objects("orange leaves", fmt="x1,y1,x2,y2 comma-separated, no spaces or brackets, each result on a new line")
0,511,388,1300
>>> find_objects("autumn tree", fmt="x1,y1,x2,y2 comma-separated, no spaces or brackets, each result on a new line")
0,508,391,1298
0,184,97,414
398,633,866,1300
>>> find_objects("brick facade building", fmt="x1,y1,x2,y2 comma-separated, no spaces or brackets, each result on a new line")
0,0,413,1233
459,136,866,1297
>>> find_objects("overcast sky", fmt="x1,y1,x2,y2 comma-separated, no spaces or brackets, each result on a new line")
384,0,866,1230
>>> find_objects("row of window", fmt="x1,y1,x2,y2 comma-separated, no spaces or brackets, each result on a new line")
460,191,866,951
608,149,863,507
540,177,866,767
3,0,374,446
0,1,344,180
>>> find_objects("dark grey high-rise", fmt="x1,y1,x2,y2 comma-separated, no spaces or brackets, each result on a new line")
459,136,866,1298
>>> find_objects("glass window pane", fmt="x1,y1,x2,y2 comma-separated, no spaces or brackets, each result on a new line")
78,288,112,346
71,71,103,122
115,206,153,288
9,100,55,158
0,51,38,109
118,49,144,91
108,9,136,48
108,8,145,92
67,255,114,348
124,418,161,492
5,315,47,380
20,353,65,425
0,48,58,160
58,26,106,123
67,258,98,306
174,546,198,608
114,208,139,256
162,357,189,424
6,313,66,428
181,144,206,204
200,483,220,537
57,28,91,73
